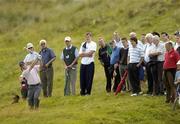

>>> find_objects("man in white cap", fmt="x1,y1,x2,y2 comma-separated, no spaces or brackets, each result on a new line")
61,36,79,96
24,42,41,65
39,39,56,97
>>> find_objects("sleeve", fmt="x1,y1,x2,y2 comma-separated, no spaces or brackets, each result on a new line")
34,65,40,71
60,51,64,60
75,48,79,58
50,49,56,59
23,55,28,63
140,47,144,57
79,43,83,54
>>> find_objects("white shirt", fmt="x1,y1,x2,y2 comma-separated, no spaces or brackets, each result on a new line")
79,41,97,65
128,40,144,49
24,51,41,64
144,43,155,63
114,40,123,48
22,65,41,85
61,45,79,60
174,43,180,50
149,42,165,61
128,45,144,63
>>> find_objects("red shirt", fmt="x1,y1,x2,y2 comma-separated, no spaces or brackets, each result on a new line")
163,49,180,69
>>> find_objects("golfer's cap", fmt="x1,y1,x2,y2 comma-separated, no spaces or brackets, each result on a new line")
64,36,71,41
39,39,47,45
174,31,180,36
26,43,34,49
19,61,25,67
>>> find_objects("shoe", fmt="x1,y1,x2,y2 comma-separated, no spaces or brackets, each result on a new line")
131,93,138,96
139,91,143,95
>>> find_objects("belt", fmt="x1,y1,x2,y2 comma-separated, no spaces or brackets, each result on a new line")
29,83,40,86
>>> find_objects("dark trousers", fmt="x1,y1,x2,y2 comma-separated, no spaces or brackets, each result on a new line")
163,68,176,103
157,61,164,94
40,66,54,97
150,62,159,95
128,63,141,94
146,62,153,94
112,66,120,92
104,64,112,92
80,62,95,95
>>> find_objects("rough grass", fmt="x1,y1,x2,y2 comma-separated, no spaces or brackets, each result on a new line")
0,0,180,124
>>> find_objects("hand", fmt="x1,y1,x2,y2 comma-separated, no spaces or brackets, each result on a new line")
67,65,72,68
65,65,68,70
136,63,140,68
45,64,49,68
114,63,119,69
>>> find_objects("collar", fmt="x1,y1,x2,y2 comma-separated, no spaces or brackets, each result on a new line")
66,44,72,49
168,48,174,54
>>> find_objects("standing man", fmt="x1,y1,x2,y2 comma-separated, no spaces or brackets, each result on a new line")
79,32,97,96
144,33,155,95
128,37,144,96
174,31,180,53
61,36,79,96
113,31,123,48
98,37,112,93
39,40,56,97
110,40,121,92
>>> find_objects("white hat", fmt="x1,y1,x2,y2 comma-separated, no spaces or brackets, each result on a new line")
26,43,34,49
64,36,71,41
39,39,47,45
177,60,180,65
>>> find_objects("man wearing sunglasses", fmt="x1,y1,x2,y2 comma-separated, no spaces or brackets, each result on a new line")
39,39,56,97
24,42,41,65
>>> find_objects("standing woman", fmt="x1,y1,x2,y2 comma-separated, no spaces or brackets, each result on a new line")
79,32,97,96
163,42,180,103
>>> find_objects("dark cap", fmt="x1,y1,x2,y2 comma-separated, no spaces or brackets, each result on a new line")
19,61,25,67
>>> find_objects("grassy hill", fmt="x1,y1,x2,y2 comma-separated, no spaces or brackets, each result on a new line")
0,0,180,124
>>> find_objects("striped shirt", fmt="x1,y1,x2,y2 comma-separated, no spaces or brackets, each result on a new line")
128,45,144,63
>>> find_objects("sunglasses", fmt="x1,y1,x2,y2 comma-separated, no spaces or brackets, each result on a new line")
28,47,33,49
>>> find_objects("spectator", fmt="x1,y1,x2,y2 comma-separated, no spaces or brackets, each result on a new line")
163,42,180,103
110,40,121,92
39,39,56,97
119,37,131,91
144,33,155,95
98,37,112,93
174,31,180,54
113,31,123,48
61,36,79,96
128,37,144,96
79,32,97,96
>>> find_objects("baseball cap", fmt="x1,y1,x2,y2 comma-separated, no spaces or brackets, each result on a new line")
64,36,71,41
26,43,34,49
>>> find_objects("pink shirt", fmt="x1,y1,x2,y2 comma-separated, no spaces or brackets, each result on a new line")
22,65,41,85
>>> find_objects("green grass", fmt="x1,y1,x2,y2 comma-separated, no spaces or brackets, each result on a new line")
0,0,180,124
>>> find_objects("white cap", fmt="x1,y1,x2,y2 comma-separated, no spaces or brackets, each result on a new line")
64,36,71,41
129,32,136,37
177,60,180,65
39,39,47,45
26,43,34,49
